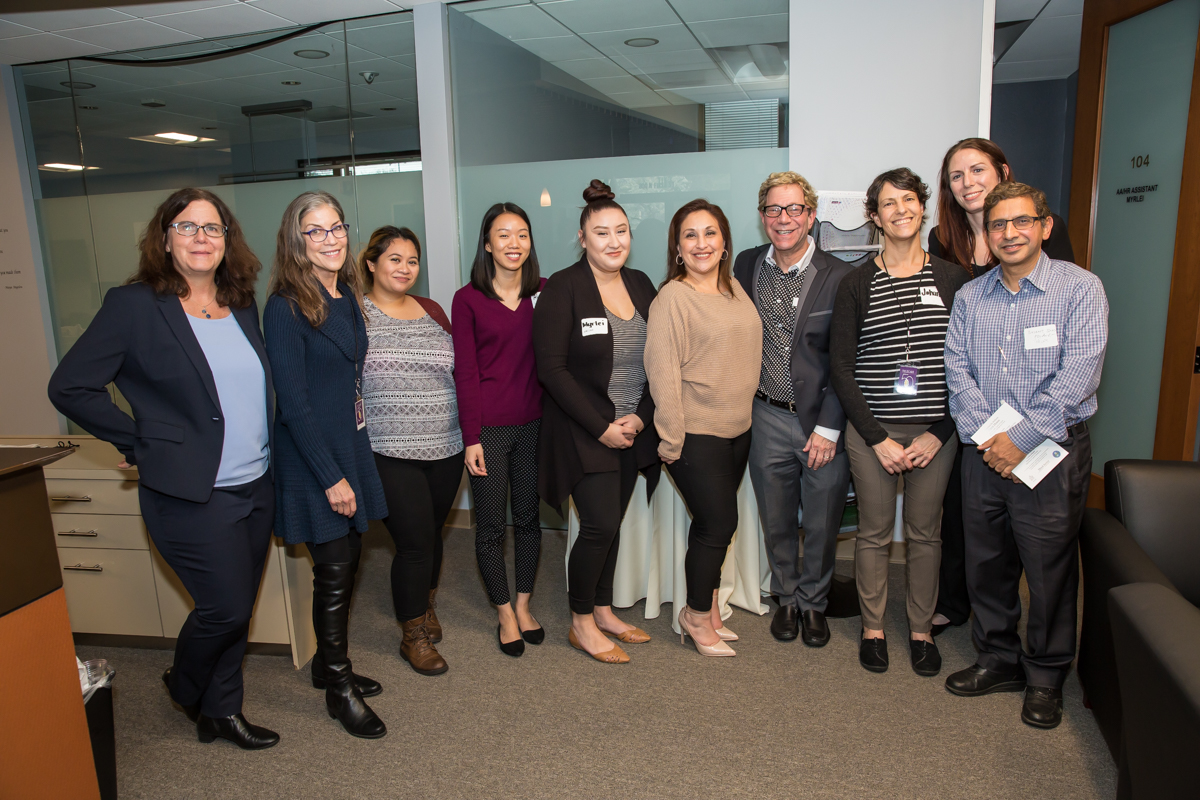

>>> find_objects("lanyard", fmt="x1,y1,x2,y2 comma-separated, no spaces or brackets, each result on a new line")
878,251,928,362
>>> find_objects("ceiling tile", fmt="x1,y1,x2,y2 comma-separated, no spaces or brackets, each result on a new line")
536,0,679,34
1001,13,1081,63
0,19,40,39
119,2,243,18
690,14,787,48
611,48,715,75
468,4,571,39
667,84,749,104
0,33,109,65
583,74,650,94
164,53,289,80
58,19,198,52
2,9,136,32
581,24,699,56
452,0,531,11
994,0,1048,24
668,0,787,24
992,57,1080,83
151,4,295,39
515,35,592,62
247,0,404,25
345,20,415,58
550,57,627,79
606,87,669,107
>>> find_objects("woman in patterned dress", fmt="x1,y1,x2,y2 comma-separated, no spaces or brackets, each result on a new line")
360,226,461,676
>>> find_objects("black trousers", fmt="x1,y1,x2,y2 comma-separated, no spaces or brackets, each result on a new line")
935,444,972,625
962,426,1091,688
140,470,274,718
469,420,542,605
667,430,752,612
568,448,639,615
374,451,462,621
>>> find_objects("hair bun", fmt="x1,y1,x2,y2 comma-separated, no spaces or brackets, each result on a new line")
582,179,615,204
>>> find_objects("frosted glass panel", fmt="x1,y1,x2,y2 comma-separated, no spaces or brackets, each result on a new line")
1088,0,1200,468
457,147,788,284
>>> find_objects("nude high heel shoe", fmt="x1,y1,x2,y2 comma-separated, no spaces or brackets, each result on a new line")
678,607,735,657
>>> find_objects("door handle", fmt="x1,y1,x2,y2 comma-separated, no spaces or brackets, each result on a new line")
63,563,103,572
57,529,99,537
50,495,92,503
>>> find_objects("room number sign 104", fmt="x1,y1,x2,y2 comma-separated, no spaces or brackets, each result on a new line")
1131,154,1150,168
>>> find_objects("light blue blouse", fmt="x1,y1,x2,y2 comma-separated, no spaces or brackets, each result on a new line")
187,314,270,487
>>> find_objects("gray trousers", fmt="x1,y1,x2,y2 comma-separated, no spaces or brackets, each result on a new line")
749,397,851,613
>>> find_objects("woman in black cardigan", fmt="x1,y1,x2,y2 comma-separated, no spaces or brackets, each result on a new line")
264,191,387,739
829,168,968,677
48,188,279,750
533,180,660,664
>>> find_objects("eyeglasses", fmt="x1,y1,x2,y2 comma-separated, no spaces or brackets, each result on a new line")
302,223,350,243
169,222,227,238
986,215,1046,234
761,203,810,218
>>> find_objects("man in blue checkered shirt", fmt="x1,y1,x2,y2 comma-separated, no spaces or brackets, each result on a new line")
943,182,1108,730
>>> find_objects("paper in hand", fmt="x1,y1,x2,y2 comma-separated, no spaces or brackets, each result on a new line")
1011,439,1069,489
971,401,1025,446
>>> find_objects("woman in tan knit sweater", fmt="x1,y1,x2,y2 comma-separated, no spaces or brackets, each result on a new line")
645,198,763,657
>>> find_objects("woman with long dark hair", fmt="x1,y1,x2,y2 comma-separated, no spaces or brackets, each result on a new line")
264,191,387,739
645,198,762,658
928,138,1076,636
48,188,278,749
452,203,546,657
533,180,661,665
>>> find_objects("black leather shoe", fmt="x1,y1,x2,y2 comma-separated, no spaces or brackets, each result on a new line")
945,664,1026,697
520,626,545,645
800,609,830,647
770,604,800,641
196,713,279,750
498,625,525,657
909,639,942,677
311,652,382,698
162,668,200,722
859,634,888,673
1021,686,1064,729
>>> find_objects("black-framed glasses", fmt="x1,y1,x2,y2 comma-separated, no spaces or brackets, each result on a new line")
302,223,350,243
760,203,810,218
986,214,1046,233
169,221,227,238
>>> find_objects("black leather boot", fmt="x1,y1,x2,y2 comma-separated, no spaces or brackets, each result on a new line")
312,562,387,739
196,713,279,749
310,650,382,697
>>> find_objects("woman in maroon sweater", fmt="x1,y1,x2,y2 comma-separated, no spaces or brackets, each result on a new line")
452,203,546,657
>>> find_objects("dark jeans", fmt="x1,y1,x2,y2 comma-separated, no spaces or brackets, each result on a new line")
667,430,752,612
568,448,639,614
963,426,1092,688
374,451,463,621
141,470,274,718
935,444,972,625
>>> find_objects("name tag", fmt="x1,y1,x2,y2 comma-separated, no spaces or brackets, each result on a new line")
919,286,943,307
581,317,609,336
531,291,540,308
1024,324,1058,350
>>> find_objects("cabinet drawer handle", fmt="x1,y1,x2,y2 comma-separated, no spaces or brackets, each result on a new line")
57,529,99,537
64,563,103,572
50,495,92,503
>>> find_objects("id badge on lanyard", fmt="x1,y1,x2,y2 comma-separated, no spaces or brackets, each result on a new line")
893,357,919,396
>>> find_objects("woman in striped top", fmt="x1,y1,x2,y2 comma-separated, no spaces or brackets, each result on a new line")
829,168,968,677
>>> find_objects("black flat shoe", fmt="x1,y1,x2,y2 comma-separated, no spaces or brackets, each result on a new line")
196,713,279,750
800,609,830,647
162,668,200,722
909,639,942,677
770,604,800,641
498,624,525,657
945,664,1026,697
859,634,888,673
520,626,545,645
1021,686,1064,729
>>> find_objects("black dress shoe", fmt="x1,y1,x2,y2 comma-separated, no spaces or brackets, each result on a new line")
1021,686,1064,729
931,619,965,637
800,609,830,647
859,634,888,673
196,713,279,750
498,624,525,657
944,664,1026,697
520,626,545,645
162,668,200,722
909,639,942,677
770,604,800,641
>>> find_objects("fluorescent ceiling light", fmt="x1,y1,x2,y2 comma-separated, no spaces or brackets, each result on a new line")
39,163,98,172
155,132,199,142
129,133,216,146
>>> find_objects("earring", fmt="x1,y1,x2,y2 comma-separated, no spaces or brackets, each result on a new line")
676,254,683,265
721,249,728,261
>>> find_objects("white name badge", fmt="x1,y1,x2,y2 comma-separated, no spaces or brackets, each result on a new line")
581,317,609,336
531,291,540,308
1012,438,1069,489
919,286,944,307
1024,324,1058,350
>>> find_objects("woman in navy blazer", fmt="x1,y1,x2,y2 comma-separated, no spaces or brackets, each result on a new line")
263,191,387,740
48,188,279,750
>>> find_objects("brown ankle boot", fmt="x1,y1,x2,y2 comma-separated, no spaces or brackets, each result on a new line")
425,589,443,644
401,617,448,676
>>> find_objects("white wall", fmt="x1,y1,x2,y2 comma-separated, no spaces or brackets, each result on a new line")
789,0,994,231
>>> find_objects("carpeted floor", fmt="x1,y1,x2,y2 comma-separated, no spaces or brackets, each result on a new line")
77,523,1117,800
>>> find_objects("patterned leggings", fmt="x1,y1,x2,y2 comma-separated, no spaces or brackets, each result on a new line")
470,419,542,606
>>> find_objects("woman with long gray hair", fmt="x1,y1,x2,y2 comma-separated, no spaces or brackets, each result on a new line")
263,191,388,739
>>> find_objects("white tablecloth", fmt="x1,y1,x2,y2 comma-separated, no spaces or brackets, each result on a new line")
567,467,772,633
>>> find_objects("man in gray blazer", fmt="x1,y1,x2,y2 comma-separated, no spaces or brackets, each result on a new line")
733,171,855,646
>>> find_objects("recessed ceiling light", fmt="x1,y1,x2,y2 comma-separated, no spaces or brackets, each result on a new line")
155,132,198,142
39,163,98,172
624,38,659,47
294,49,329,59
129,132,216,145
60,81,95,89
281,80,301,85
379,107,396,111
141,99,166,108
77,105,99,110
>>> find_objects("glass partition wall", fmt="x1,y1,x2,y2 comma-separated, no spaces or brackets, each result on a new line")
17,11,424,381
448,0,790,285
